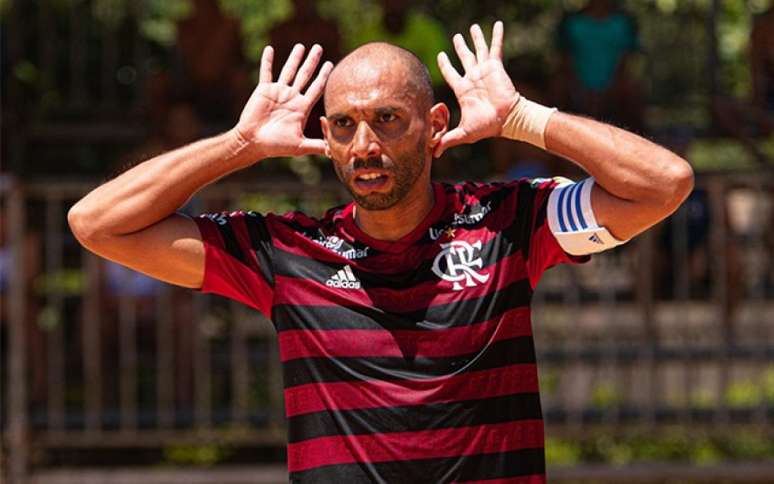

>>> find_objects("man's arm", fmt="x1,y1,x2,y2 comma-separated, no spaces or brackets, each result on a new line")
543,113,693,240
435,21,693,242
68,44,333,288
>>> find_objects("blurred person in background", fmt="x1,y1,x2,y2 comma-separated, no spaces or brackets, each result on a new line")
554,0,644,132
148,0,252,128
68,21,694,481
710,2,774,164
0,175,46,406
653,137,743,337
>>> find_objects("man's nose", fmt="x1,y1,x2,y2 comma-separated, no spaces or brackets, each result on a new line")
351,121,381,160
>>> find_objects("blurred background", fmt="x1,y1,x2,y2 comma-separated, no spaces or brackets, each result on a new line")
1,0,774,482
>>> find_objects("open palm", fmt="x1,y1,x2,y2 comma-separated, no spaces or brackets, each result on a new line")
236,44,333,158
435,22,520,157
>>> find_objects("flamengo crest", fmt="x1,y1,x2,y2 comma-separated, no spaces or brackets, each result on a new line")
431,240,490,291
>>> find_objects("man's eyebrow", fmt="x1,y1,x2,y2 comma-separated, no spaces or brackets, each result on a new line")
328,106,403,120
375,106,402,115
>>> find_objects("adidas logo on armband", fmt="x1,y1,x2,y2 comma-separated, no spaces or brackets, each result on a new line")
326,265,361,289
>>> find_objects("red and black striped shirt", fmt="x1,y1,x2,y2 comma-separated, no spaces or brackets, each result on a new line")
194,179,587,483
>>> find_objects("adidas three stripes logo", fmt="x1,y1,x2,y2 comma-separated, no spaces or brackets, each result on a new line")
325,265,361,289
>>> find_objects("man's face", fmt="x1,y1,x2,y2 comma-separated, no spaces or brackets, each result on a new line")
321,63,431,211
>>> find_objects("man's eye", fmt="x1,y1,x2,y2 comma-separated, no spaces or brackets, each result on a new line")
378,113,397,123
335,118,353,128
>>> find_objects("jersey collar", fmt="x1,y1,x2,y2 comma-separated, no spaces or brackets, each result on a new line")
339,182,446,254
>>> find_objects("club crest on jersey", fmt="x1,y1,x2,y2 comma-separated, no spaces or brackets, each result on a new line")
432,240,490,291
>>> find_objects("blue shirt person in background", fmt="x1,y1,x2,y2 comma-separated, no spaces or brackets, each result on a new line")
554,0,644,132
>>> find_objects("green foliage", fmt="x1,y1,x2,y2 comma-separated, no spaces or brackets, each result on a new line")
725,379,763,408
539,369,560,395
763,367,774,402
92,0,129,29
37,305,62,331
319,0,381,52
722,367,774,408
687,138,766,170
236,192,303,215
34,269,85,296
546,430,774,467
235,183,344,216
545,437,582,466
590,382,624,409
13,61,39,84
140,0,191,47
163,444,232,466
220,0,292,60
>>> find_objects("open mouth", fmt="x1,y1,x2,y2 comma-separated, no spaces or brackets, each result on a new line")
353,172,390,191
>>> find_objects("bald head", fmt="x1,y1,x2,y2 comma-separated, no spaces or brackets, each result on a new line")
324,42,434,115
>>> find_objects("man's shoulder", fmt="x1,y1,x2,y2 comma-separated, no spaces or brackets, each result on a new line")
440,180,524,220
441,178,570,217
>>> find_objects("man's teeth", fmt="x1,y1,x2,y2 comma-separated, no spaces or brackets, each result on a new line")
358,173,383,180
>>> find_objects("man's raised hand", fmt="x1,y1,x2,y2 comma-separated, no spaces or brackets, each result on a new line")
435,21,520,157
234,43,333,159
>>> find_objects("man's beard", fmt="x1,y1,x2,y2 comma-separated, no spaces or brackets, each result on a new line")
337,140,426,211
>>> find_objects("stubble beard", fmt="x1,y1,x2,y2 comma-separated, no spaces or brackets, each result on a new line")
338,139,427,211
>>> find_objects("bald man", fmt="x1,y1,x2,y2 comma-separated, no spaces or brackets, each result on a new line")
69,23,693,483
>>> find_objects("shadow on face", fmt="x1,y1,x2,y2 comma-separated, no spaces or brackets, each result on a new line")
319,44,449,210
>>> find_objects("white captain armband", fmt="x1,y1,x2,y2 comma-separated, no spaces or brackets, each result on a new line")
546,178,628,255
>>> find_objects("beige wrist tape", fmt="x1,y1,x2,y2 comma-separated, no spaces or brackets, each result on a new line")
501,96,557,149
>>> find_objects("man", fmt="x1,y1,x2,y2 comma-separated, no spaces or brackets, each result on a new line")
555,0,643,131
69,22,693,483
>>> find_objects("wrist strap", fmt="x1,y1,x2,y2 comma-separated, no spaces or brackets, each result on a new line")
501,96,557,149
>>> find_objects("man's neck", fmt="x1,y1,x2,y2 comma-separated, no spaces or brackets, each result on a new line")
354,182,435,242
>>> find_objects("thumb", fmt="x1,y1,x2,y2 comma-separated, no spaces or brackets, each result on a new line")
297,138,327,156
434,128,467,158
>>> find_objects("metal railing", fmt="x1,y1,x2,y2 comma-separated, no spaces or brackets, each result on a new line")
2,173,774,482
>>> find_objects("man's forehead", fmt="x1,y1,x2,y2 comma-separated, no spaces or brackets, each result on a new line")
325,60,419,113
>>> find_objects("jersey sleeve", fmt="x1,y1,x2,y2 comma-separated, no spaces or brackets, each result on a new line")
510,178,590,289
193,211,275,317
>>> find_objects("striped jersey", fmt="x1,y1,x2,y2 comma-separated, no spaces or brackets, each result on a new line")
194,179,588,483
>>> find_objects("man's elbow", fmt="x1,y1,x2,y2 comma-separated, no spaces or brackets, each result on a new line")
651,156,693,215
68,203,105,248
659,158,694,211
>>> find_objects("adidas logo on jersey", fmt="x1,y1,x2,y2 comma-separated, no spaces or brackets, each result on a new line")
326,265,361,289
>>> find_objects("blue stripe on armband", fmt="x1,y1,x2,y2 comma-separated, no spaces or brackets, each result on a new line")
565,183,578,231
557,186,568,232
575,181,587,229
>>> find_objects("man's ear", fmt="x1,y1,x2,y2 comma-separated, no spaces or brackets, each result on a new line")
319,116,332,158
428,103,449,153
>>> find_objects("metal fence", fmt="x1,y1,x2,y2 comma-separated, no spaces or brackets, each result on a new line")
2,172,774,482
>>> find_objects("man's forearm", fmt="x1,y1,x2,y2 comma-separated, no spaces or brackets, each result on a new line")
544,112,692,208
69,129,259,241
